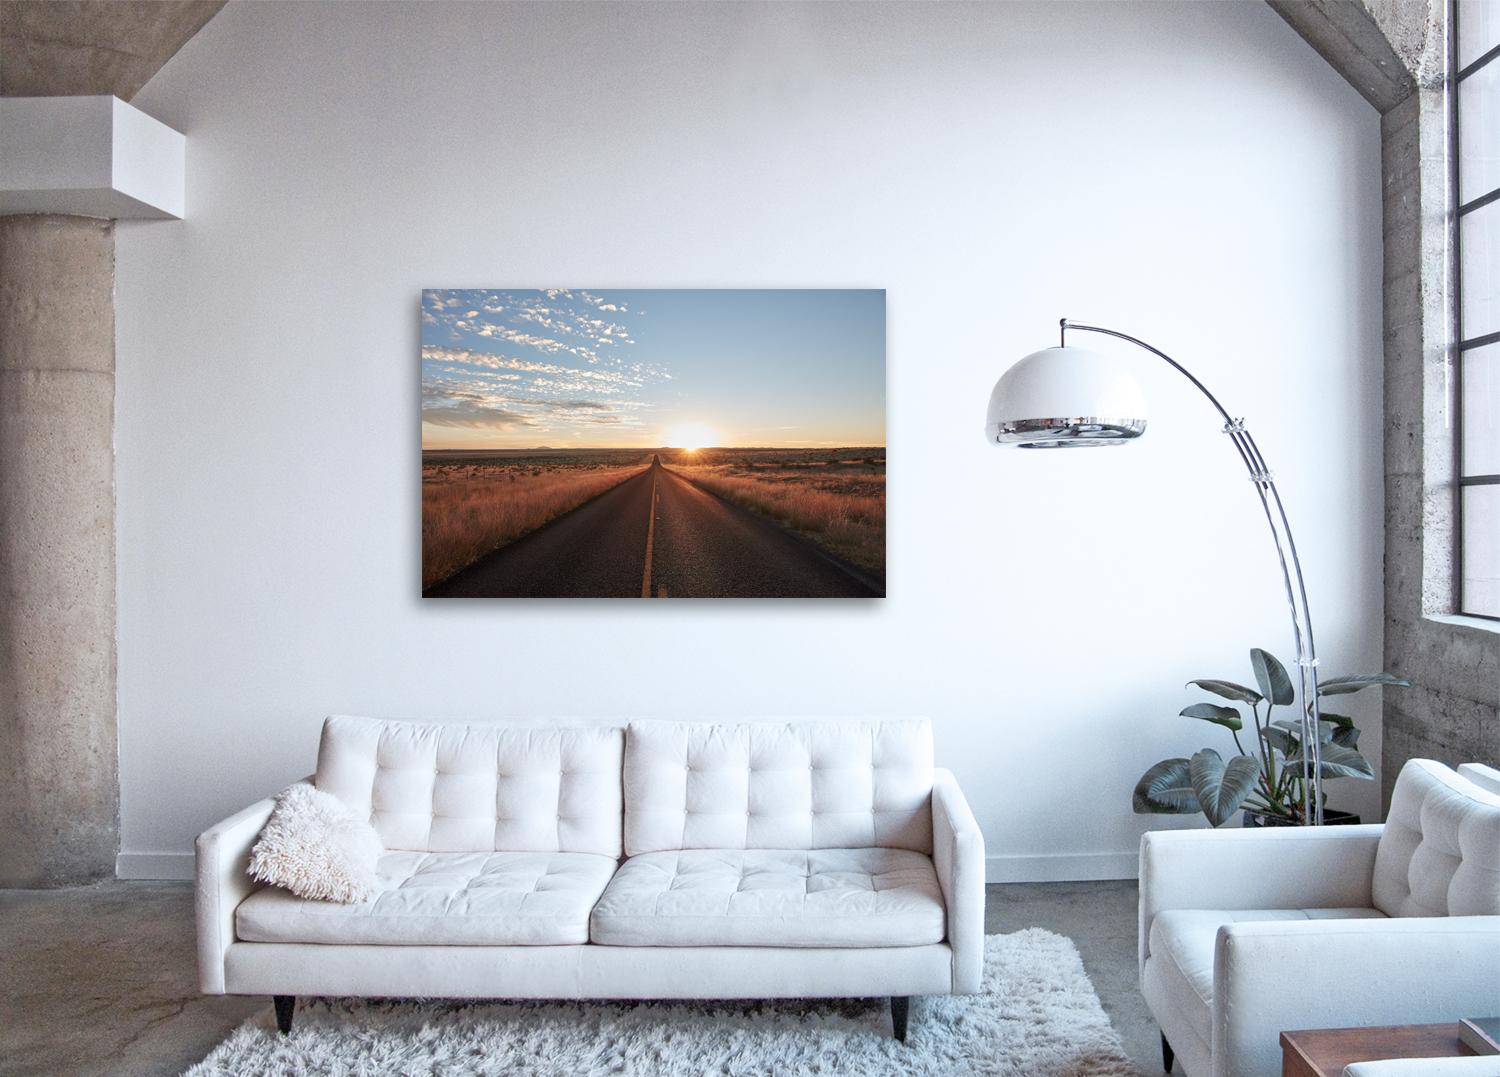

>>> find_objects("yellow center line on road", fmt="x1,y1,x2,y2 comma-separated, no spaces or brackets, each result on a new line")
641,467,658,598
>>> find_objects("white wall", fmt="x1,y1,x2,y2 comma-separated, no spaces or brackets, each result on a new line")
114,0,1384,880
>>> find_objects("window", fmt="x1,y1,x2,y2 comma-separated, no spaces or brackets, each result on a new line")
1455,0,1500,619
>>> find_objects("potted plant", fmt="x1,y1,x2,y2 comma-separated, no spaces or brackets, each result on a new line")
1133,648,1409,827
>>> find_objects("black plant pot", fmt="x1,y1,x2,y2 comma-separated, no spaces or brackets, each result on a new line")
1242,807,1361,828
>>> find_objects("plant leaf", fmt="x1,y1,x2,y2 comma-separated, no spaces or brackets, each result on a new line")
1316,712,1356,730
1189,749,1261,827
1133,758,1200,814
1284,742,1375,780
1187,679,1263,705
1332,726,1360,749
1250,649,1295,706
1271,718,1334,744
1179,703,1243,731
1263,726,1296,757
1317,673,1411,696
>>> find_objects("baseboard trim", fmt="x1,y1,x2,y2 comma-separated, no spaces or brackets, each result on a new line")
117,852,194,880
116,850,1138,884
985,852,1137,883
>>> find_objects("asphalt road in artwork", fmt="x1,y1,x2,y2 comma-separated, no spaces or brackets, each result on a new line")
427,456,881,598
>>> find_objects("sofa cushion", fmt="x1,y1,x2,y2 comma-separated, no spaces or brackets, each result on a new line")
314,716,624,856
236,850,618,945
248,782,384,903
588,847,946,947
623,720,934,856
1373,758,1500,918
1149,907,1386,1015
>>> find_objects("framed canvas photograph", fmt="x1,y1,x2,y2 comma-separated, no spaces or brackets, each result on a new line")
421,289,885,598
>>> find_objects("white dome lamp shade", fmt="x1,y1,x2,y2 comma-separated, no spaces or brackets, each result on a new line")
985,345,1148,448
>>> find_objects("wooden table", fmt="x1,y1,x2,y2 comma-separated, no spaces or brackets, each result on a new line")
1281,1024,1477,1076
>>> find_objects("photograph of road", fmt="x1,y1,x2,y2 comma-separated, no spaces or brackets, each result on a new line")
421,289,885,598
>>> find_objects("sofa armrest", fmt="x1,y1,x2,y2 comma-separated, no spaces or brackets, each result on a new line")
932,767,986,993
1214,916,1500,1077
194,793,280,993
1138,824,1383,979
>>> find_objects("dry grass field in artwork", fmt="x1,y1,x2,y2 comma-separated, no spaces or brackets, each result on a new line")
662,448,885,578
422,450,650,589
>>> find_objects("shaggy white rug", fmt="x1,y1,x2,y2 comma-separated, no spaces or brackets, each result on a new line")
187,930,1140,1076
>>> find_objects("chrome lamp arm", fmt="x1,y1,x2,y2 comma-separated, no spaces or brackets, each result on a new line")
1060,319,1325,824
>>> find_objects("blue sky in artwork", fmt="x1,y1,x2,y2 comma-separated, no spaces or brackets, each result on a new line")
421,289,885,449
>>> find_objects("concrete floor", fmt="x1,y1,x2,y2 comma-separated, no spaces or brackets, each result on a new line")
0,879,1157,1076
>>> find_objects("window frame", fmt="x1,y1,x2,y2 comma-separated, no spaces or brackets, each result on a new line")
1453,0,1500,621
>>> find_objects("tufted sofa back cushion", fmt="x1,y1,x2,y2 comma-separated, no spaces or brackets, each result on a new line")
315,715,624,856
623,719,935,856
1372,758,1500,917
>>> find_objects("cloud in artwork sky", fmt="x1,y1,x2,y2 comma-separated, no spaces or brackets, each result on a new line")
421,290,673,444
421,381,643,432
417,289,663,444
419,386,537,430
422,347,645,391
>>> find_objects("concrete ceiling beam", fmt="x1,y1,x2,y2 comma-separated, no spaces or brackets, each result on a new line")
0,0,225,101
1266,0,1444,114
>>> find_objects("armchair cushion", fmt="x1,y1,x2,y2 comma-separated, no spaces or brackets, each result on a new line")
1142,939,1213,1077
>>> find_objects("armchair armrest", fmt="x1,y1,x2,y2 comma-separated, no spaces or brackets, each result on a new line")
1215,916,1500,1077
194,792,280,993
1345,1060,1500,1077
932,767,986,993
1457,762,1500,796
1139,824,1383,978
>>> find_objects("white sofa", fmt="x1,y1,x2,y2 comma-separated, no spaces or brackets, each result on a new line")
197,716,985,1040
1138,758,1500,1077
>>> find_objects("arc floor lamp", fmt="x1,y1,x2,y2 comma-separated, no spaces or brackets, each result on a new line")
985,319,1327,824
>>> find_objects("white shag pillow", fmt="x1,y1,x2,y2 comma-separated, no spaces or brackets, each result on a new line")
248,783,384,903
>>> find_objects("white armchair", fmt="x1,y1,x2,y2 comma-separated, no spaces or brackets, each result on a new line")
1138,759,1500,1077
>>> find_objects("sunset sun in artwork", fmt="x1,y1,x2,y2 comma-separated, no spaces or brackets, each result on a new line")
665,422,719,451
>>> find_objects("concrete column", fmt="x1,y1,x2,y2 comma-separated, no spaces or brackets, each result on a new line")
1380,92,1500,800
0,214,118,886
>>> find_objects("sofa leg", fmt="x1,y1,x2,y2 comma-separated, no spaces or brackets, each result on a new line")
890,996,909,1042
1161,1031,1174,1072
273,995,295,1035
